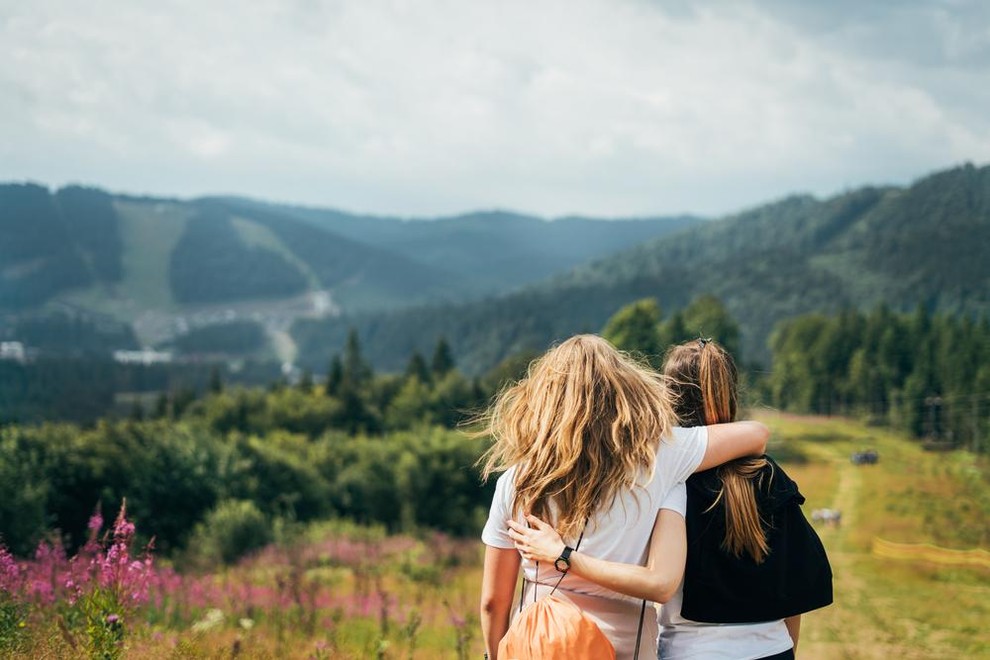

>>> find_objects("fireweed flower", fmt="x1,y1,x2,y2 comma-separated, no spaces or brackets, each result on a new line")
88,510,104,533
0,545,20,593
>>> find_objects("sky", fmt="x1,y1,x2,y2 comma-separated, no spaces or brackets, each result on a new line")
1,0,989,218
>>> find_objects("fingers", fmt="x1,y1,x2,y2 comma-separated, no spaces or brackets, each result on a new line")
525,514,551,530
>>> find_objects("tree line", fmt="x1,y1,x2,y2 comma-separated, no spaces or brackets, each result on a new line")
601,296,990,454
766,305,990,453
0,333,502,561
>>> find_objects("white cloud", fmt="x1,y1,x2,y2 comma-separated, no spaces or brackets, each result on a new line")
0,0,988,217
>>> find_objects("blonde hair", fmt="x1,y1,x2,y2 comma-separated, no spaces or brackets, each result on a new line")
478,334,678,542
664,340,770,563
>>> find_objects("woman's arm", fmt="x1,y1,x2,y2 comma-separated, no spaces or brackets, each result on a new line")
696,420,770,472
507,509,686,603
480,545,521,659
785,615,801,653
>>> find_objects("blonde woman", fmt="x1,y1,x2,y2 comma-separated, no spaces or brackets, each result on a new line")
479,335,769,659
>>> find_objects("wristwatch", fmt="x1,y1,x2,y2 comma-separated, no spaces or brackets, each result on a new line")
554,545,575,572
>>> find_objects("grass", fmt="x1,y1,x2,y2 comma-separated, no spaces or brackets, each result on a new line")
230,217,321,290
53,200,192,321
758,410,990,659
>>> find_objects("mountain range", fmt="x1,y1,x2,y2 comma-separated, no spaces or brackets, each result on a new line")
290,162,990,373
3,162,987,372
0,184,699,359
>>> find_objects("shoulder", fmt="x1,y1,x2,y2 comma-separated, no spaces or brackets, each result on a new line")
666,425,708,445
658,425,709,458
655,426,709,482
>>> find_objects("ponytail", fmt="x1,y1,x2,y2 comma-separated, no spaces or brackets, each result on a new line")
712,458,771,563
668,339,770,564
697,339,737,427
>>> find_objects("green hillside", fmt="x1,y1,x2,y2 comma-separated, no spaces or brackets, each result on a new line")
223,197,703,294
4,163,987,364
0,184,101,308
1,186,703,357
291,163,990,373
212,201,462,310
169,208,309,304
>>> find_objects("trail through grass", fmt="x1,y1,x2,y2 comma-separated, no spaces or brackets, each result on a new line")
762,411,990,659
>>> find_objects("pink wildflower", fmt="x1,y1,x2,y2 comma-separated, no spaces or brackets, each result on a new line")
88,510,104,532
0,545,20,593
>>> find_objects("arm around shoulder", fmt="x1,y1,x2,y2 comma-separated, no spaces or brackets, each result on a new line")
696,421,769,472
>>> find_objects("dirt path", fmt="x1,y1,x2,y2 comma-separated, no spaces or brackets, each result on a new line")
798,454,955,659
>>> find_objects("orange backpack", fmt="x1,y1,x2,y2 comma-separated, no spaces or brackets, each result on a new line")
497,591,616,660
497,526,646,660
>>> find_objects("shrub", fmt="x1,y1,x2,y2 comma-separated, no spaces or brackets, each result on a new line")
189,500,272,565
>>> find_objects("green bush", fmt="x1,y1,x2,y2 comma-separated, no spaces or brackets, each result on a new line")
188,499,272,565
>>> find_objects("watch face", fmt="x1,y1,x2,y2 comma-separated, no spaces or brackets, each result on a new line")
554,557,569,572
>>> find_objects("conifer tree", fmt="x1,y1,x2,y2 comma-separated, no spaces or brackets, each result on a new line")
406,351,431,384
342,328,372,387
431,337,455,377
325,355,343,396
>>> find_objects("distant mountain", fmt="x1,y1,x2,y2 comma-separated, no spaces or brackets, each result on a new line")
290,163,990,373
0,185,121,308
0,186,701,358
215,198,702,294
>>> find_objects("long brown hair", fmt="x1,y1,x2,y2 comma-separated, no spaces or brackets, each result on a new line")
477,334,678,541
664,339,771,563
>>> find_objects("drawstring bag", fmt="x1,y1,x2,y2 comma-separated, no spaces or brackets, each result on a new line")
498,593,616,660
497,523,646,660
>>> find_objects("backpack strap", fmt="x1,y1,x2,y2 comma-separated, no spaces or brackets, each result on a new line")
548,521,587,597
632,598,647,658
518,517,588,612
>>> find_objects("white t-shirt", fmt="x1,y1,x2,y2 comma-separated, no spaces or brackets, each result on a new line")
657,481,794,660
482,426,708,659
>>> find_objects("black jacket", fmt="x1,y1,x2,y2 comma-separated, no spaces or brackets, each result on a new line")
680,456,833,623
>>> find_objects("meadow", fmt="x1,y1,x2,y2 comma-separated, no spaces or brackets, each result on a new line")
1,412,988,659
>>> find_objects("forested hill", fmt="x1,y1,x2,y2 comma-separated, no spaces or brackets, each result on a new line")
211,198,702,294
0,185,701,352
291,163,990,373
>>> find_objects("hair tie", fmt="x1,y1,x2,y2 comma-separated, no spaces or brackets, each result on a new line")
698,337,711,349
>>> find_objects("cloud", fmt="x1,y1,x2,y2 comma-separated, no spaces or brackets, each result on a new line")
0,0,988,217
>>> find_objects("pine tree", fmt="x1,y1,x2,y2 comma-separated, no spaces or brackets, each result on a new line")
406,351,431,384
342,328,372,387
431,337,455,377
326,355,343,396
